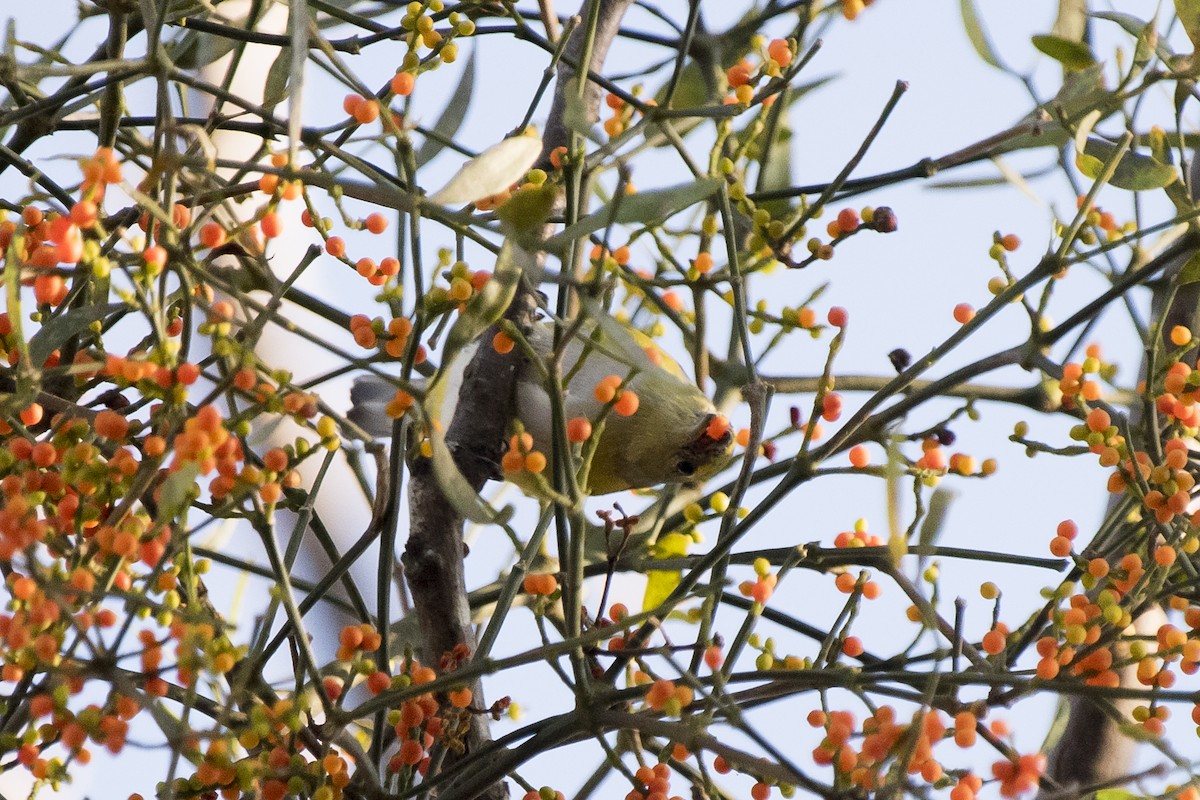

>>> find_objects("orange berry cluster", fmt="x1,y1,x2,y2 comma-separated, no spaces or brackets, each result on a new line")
523,789,566,800
990,753,1047,798
388,646,485,778
802,207,896,264
594,374,640,416
833,570,882,600
501,431,547,475
1057,347,1110,410
350,313,421,361
425,262,492,309
1076,196,1131,243
640,675,694,716
1153,357,1200,430
808,706,954,791
336,622,383,662
622,762,685,800
723,38,793,106
603,92,637,138
738,557,777,604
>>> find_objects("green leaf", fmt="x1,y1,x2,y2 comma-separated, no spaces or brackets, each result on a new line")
561,77,598,142
642,532,691,611
421,240,525,525
428,130,542,205
1081,139,1178,190
29,303,125,366
755,112,794,220
1092,790,1139,800
414,49,476,169
545,177,722,252
156,462,200,525
262,46,291,110
1176,0,1200,50
959,0,1006,70
1091,11,1172,64
428,424,502,524
918,489,956,550
1177,252,1200,285
438,240,523,361
1032,34,1097,70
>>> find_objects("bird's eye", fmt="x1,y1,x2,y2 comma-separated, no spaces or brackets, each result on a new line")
676,460,696,476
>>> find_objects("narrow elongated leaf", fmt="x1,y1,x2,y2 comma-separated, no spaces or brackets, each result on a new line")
1178,252,1200,285
156,462,200,525
959,0,1005,69
415,49,476,169
1081,139,1178,190
262,46,291,110
429,129,542,205
1176,0,1200,50
918,489,956,550
423,241,525,524
1091,12,1173,62
1032,34,1097,70
29,303,125,366
428,424,502,524
439,240,524,361
545,177,722,251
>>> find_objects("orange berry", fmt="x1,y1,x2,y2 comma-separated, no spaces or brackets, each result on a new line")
492,331,515,354
693,252,714,273
1048,536,1071,557
594,374,622,403
981,629,1007,655
19,403,43,426
767,39,793,67
343,94,363,115
953,303,975,324
836,208,860,233
842,637,863,657
524,451,547,474
1171,325,1193,347
70,200,98,226
566,417,592,443
198,222,226,248
501,451,525,473
95,410,130,440
614,391,640,417
260,211,283,239
848,444,869,468
1086,408,1110,432
365,212,388,234
999,233,1020,251
325,236,346,258
827,306,848,327
354,99,380,124
391,72,415,96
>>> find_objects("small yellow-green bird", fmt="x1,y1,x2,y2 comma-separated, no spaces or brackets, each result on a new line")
349,320,733,495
